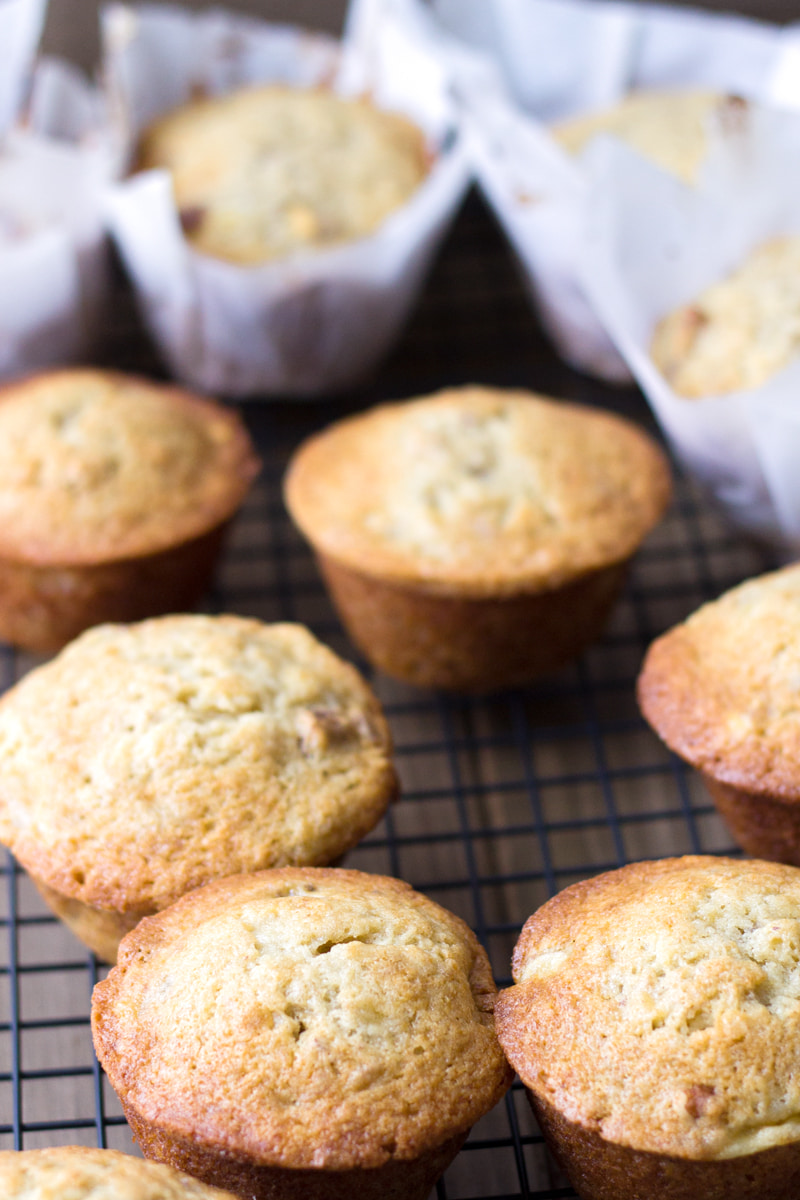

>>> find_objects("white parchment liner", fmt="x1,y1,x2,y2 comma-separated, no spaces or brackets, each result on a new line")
0,0,47,137
577,111,800,556
0,55,117,380
103,0,470,398
432,0,793,383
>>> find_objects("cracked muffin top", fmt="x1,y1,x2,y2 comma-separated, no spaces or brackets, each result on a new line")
0,616,396,913
137,85,429,265
91,867,512,1169
496,855,800,1160
553,89,732,185
0,369,259,564
638,563,800,799
650,236,800,397
0,1146,236,1199
284,386,671,595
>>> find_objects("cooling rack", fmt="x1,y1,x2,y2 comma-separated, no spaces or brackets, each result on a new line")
0,190,773,1198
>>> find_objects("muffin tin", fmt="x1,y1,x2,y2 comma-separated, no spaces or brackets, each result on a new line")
0,193,774,1197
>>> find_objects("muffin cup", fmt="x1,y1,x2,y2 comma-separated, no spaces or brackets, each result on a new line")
497,857,800,1200
317,552,629,692
435,0,789,383
0,56,118,380
530,1091,800,1200
285,387,670,694
700,775,800,867
0,369,260,654
102,1,469,397
0,0,46,136
121,1109,467,1200
0,619,397,962
0,522,229,656
92,868,511,1200
577,108,800,556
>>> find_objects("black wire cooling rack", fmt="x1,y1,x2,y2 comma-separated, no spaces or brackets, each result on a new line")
0,191,775,1198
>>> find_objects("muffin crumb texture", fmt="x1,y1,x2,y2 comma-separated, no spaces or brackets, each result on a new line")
497,856,800,1160
137,85,428,264
0,1145,236,1198
285,386,671,595
0,369,258,564
92,869,510,1171
651,236,800,397
0,617,395,915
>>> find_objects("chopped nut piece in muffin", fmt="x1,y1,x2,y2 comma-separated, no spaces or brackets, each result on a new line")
0,615,397,961
137,85,429,264
651,236,800,397
92,867,512,1200
284,386,671,690
496,856,800,1200
0,368,259,652
638,562,800,864
0,1146,238,1199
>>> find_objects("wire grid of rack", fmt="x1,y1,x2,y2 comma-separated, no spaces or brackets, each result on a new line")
0,191,775,1198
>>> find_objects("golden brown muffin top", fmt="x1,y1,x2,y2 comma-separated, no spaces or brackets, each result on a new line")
284,387,671,596
0,616,396,913
137,85,428,265
0,1147,237,1198
496,855,800,1161
650,236,800,397
0,369,259,565
638,563,800,799
92,867,512,1169
553,89,728,185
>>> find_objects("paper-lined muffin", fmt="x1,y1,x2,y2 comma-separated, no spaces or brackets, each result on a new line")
496,856,800,1200
0,615,397,961
137,85,429,265
638,563,800,864
0,368,259,652
650,235,800,397
553,89,736,185
284,386,671,691
0,1146,238,1199
92,867,512,1200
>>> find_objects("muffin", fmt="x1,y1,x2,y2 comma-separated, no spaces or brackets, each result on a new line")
553,89,740,186
650,235,800,397
136,85,429,265
638,563,800,864
284,386,671,691
496,855,800,1200
91,866,512,1200
0,368,259,653
0,615,397,961
0,1146,237,1198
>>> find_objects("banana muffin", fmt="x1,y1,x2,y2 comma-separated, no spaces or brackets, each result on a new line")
91,866,512,1200
553,89,736,185
650,235,800,397
284,386,671,691
638,563,800,864
0,615,397,961
0,1146,237,1199
496,856,800,1200
136,85,428,265
0,368,259,652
